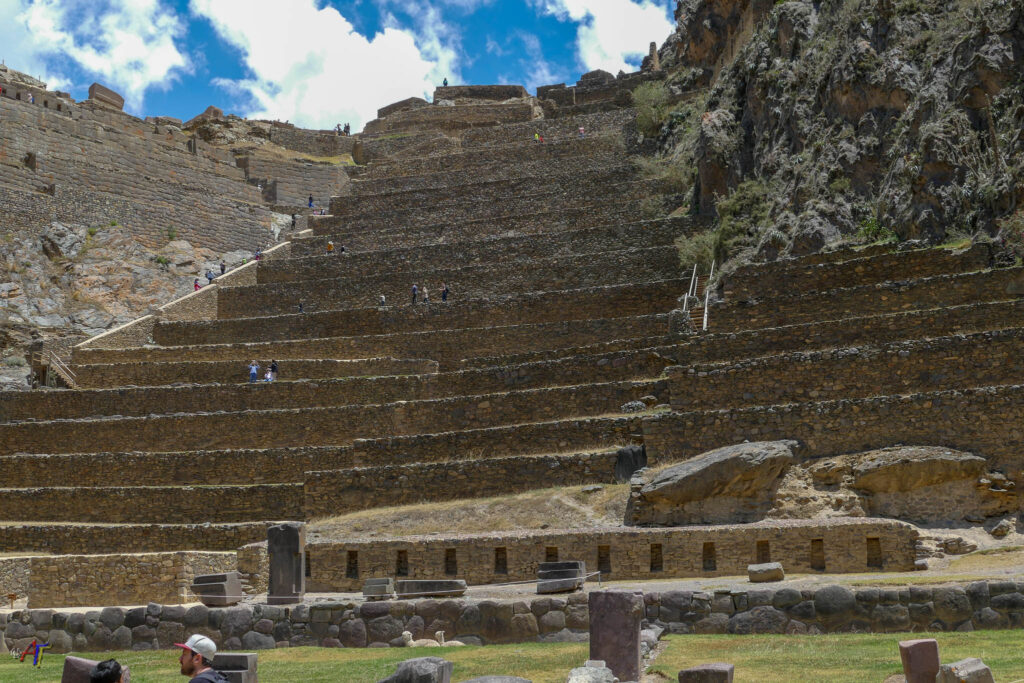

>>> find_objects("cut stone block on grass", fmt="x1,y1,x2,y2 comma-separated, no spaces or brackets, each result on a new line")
747,562,785,583
678,663,735,683
897,638,939,683
936,658,995,683
589,590,643,682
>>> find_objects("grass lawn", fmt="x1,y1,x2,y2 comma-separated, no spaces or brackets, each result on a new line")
0,642,588,682
650,631,1024,682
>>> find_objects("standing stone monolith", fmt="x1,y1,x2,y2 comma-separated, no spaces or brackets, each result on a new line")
589,590,643,682
267,522,305,605
898,638,940,683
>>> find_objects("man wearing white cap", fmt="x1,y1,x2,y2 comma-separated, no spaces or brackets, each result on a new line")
174,634,227,682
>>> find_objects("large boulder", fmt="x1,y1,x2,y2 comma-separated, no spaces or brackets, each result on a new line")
628,441,797,525
378,657,454,683
851,447,986,493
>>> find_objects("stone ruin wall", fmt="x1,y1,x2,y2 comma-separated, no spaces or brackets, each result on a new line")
0,523,269,556
235,150,351,207
5,580,1023,654
308,519,917,592
266,124,356,158
22,552,237,608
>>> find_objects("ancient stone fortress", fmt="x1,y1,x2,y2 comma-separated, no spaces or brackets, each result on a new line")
2,63,1024,657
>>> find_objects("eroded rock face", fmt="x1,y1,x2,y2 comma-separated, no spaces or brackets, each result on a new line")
850,448,987,493
627,440,797,525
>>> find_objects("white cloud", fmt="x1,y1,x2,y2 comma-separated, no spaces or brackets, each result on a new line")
192,0,460,132
0,0,64,87
14,0,188,111
533,0,673,75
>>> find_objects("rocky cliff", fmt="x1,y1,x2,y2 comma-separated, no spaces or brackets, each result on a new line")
650,0,1023,264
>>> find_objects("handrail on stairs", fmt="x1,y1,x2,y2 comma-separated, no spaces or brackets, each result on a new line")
45,349,77,387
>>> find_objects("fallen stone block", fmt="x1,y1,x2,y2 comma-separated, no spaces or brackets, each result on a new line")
61,656,99,683
191,571,244,607
378,656,454,683
364,577,395,601
458,678,531,682
747,562,785,583
936,658,995,683
213,652,258,683
566,660,616,683
395,579,467,599
678,663,735,683
897,638,939,683
537,561,585,594
87,83,124,110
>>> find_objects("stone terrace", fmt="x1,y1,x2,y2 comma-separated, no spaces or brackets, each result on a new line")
2,88,1022,609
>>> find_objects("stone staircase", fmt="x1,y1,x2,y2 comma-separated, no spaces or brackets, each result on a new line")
1,92,1020,602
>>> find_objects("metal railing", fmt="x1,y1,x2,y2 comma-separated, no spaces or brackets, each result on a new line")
45,350,77,388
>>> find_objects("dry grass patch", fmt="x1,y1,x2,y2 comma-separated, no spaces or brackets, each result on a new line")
948,545,1024,572
311,484,629,539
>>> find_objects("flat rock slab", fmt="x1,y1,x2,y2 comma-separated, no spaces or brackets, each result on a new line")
898,638,939,683
679,663,735,683
747,562,785,583
458,678,532,682
395,580,467,599
936,658,995,683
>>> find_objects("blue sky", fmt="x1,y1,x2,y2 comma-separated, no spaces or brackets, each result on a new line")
1,0,675,131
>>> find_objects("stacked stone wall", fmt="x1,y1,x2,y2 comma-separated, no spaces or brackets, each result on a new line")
217,246,681,318
645,384,1024,475
710,267,1024,331
724,244,991,299
0,523,269,555
26,551,236,608
0,484,301,524
0,557,30,599
669,328,1024,411
0,97,271,251
305,450,626,517
363,103,534,135
268,126,355,157
8,579,1024,655
0,379,658,455
238,151,350,207
310,519,916,591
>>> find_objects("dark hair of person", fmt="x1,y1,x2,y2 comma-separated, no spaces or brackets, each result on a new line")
90,659,123,683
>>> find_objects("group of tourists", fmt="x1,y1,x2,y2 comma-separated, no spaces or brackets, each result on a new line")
411,283,450,304
247,359,279,383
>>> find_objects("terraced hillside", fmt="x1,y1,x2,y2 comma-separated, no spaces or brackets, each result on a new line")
2,90,1021,608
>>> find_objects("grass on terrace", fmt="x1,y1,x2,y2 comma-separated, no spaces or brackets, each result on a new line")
310,483,629,538
0,643,588,683
650,631,1024,682
9,632,1024,682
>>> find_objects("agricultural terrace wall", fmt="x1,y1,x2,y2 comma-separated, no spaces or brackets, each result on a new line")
268,125,356,157
644,384,1024,477
180,278,688,346
3,346,664,421
709,267,1024,331
86,314,671,369
347,416,644,465
237,151,350,207
356,136,624,179
669,328,1024,411
9,579,1024,653
259,217,690,285
26,552,236,608
73,357,437,389
301,200,650,252
660,298,1024,368
329,166,643,216
310,519,916,591
0,484,301,524
0,97,271,251
724,244,991,299
456,110,634,146
0,380,660,455
305,450,629,517
325,180,661,231
216,246,682,318
0,522,270,555
362,103,534,134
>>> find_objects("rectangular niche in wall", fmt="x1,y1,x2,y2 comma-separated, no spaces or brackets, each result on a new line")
444,548,458,575
650,543,663,572
346,551,359,579
866,537,883,569
756,540,771,564
494,547,508,574
702,542,717,571
545,546,559,562
396,550,409,576
810,539,826,571
597,545,611,574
